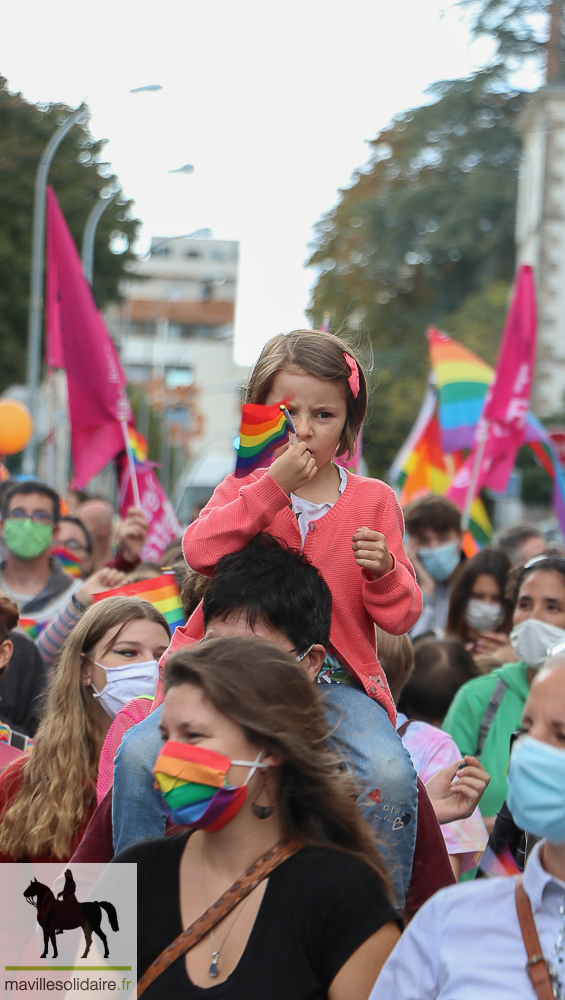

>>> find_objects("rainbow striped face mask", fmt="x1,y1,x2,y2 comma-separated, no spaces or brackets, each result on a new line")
153,741,269,832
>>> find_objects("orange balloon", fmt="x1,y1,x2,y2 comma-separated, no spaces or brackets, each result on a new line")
0,401,34,455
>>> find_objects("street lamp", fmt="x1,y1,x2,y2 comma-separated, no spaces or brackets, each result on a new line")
23,104,87,476
81,186,120,285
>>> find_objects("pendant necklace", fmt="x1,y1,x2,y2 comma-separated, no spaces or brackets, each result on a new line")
200,842,251,979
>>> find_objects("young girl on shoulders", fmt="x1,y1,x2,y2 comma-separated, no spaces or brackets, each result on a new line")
180,329,422,725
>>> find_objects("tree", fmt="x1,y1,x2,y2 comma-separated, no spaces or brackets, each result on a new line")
0,76,141,394
459,0,553,69
306,69,526,477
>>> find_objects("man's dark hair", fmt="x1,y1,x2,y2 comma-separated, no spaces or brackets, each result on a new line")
403,494,461,537
492,524,544,564
398,637,479,724
59,516,92,554
2,481,60,523
202,533,332,654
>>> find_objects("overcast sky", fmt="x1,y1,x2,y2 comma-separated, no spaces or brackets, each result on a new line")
2,0,499,365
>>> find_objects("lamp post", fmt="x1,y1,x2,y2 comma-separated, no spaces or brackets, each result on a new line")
81,187,119,285
23,104,87,476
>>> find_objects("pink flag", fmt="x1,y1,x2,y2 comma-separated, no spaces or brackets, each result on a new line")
45,187,131,488
118,458,183,562
448,265,537,510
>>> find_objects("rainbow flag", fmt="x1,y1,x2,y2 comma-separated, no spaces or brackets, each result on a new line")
235,402,290,478
51,546,82,578
427,328,565,538
18,619,48,642
92,572,185,633
427,328,494,453
128,426,148,463
393,395,492,553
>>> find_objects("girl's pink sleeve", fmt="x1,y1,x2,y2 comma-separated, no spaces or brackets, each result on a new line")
182,471,291,575
360,487,422,634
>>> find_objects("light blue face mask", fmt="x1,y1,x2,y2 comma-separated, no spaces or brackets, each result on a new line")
507,735,565,844
417,540,460,582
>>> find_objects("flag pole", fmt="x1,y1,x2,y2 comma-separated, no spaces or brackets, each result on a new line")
461,420,489,531
120,421,142,508
281,406,297,446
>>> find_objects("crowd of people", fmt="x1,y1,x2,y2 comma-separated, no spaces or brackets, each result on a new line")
1,329,564,998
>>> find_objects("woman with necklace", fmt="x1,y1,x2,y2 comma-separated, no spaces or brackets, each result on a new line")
114,636,401,999
371,647,565,999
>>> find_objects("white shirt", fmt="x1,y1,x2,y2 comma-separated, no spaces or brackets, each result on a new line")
396,713,487,867
291,465,347,546
370,840,565,999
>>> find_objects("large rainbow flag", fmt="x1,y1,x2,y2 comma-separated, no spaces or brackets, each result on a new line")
392,389,492,554
428,328,565,538
93,572,185,633
235,402,290,477
427,328,494,453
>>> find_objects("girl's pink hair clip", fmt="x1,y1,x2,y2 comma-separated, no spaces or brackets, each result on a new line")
343,353,360,398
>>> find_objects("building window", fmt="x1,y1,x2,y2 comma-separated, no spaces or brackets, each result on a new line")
127,365,152,383
130,321,156,336
165,367,194,388
151,246,171,257
186,250,201,258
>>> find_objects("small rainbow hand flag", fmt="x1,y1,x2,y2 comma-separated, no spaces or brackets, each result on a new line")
235,402,290,478
51,546,83,579
18,618,48,641
128,426,148,463
92,572,185,634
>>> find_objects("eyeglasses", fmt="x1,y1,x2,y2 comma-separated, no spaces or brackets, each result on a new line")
6,508,55,527
59,538,88,553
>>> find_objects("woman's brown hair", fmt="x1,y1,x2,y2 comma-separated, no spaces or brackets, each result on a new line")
245,330,368,459
447,548,513,642
164,635,393,898
0,593,19,642
0,596,170,860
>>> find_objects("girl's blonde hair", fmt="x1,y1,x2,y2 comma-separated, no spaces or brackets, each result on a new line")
0,596,170,860
245,330,368,459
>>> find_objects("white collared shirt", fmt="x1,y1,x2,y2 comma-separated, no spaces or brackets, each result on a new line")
291,464,347,546
370,840,565,999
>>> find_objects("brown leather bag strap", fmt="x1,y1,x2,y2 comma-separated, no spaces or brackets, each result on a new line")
137,837,302,998
515,877,555,1000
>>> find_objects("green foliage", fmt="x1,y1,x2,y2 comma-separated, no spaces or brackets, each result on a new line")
459,0,551,68
0,76,141,394
516,445,553,502
307,70,525,477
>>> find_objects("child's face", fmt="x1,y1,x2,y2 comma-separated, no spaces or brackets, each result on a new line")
266,368,348,472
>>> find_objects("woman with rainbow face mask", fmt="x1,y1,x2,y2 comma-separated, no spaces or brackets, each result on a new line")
370,649,565,1000
114,635,401,1000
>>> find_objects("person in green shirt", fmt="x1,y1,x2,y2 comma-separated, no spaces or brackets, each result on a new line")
443,555,565,832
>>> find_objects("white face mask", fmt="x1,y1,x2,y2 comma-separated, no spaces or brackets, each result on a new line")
92,659,159,719
465,598,503,633
509,619,565,669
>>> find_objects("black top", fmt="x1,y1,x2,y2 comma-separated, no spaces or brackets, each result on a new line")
114,832,399,1000
0,631,46,737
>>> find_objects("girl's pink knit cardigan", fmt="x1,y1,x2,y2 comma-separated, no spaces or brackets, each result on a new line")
156,469,422,726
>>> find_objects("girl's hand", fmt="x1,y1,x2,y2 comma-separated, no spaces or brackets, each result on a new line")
425,755,490,824
75,567,128,607
352,527,393,579
269,442,317,495
473,631,516,662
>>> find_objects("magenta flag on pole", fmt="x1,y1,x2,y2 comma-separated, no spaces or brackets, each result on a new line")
448,265,537,508
118,458,183,562
45,186,131,488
